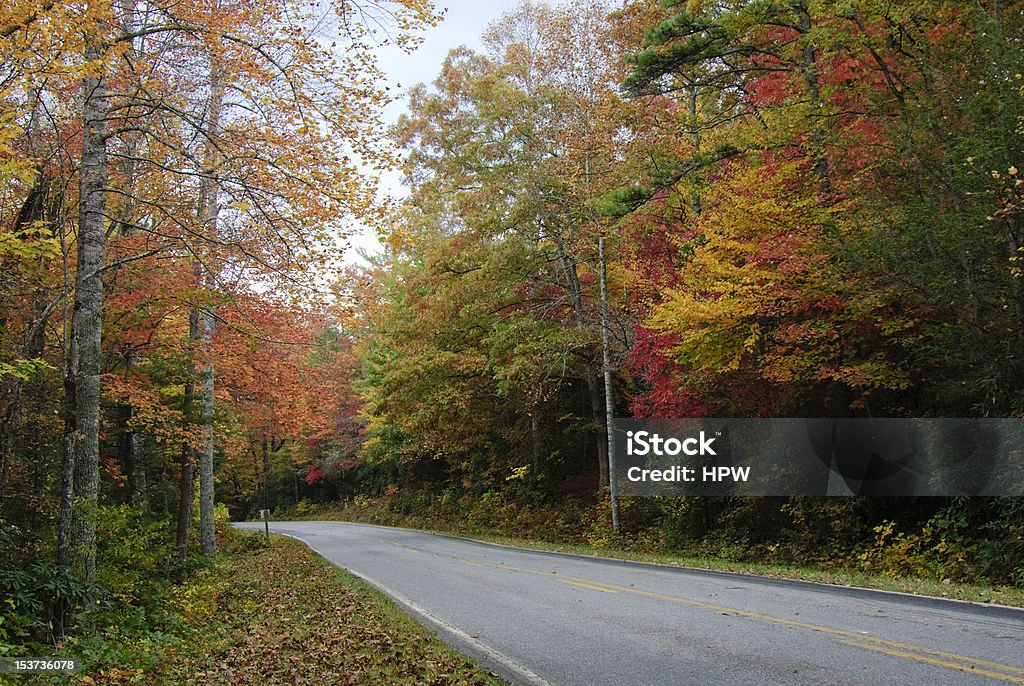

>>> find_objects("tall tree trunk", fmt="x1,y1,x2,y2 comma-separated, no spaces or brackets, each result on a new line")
198,61,223,557
251,441,261,509
108,0,146,512
56,365,76,568
261,435,271,516
115,340,147,508
175,439,194,566
128,409,146,507
64,36,108,581
176,309,199,566
599,233,619,533
586,368,609,487
199,313,216,554
118,381,147,510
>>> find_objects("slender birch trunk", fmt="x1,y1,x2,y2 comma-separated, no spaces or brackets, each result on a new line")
198,59,223,556
599,233,618,534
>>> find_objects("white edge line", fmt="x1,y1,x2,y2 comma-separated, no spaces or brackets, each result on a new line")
280,521,1024,615
270,530,557,686
233,522,1024,616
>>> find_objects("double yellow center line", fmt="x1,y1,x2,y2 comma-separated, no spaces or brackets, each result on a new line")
553,574,1024,684
379,536,1024,683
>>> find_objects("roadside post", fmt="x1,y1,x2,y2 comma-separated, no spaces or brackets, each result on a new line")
259,509,270,542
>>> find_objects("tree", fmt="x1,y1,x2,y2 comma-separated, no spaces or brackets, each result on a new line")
1,0,439,579
385,1,638,502
618,0,1024,418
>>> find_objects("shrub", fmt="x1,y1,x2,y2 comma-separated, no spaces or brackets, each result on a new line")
0,562,104,645
94,505,176,607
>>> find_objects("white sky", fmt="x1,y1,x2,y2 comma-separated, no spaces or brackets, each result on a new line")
377,0,521,118
345,0,522,262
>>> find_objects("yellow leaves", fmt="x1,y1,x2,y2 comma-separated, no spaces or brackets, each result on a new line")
0,357,53,382
645,155,841,378
878,316,919,336
0,111,34,184
0,226,61,262
102,374,203,450
506,465,531,481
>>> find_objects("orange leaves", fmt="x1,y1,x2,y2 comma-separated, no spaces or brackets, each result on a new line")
103,372,199,449
215,291,343,449
636,150,868,411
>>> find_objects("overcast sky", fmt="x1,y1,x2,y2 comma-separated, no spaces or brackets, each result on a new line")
346,0,523,260
377,1,520,121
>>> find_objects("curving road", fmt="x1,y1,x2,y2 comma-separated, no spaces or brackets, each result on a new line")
233,521,1024,686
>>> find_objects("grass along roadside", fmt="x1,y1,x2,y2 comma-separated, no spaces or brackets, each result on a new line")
147,534,507,686
288,505,1024,610
461,531,1024,608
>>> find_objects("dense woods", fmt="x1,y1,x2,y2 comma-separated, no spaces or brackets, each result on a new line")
0,0,437,663
349,0,1024,586
2,0,1024,669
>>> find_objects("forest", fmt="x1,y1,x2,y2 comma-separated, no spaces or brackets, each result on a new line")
2,0,1024,671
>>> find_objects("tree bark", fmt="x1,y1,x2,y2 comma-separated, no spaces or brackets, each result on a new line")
118,396,147,509
199,311,216,554
128,411,146,507
261,435,271,516
56,365,76,568
64,36,108,580
176,308,199,565
586,367,609,487
599,233,619,533
198,61,223,557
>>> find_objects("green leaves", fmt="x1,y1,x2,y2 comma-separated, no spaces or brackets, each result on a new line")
0,357,51,382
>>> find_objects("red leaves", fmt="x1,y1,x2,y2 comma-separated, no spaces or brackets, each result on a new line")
305,464,326,485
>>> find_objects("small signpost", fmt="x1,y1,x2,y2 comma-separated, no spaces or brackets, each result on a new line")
258,508,270,542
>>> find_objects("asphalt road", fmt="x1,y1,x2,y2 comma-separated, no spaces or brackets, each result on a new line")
233,521,1024,686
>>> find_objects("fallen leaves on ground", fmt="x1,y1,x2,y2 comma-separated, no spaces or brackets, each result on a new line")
149,537,505,685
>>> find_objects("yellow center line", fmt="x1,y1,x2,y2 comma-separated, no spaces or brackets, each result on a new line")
851,636,1024,677
378,535,1023,682
561,578,619,593
549,576,1024,682
839,639,1024,684
561,576,627,592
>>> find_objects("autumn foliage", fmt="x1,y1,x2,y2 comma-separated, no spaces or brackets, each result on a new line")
351,0,1024,587
2,0,1024,670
